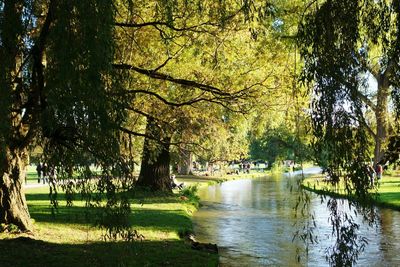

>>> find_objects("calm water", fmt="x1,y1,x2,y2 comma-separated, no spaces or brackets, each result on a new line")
193,171,400,266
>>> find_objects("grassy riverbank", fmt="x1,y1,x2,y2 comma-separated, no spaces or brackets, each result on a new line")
0,169,270,267
0,185,218,267
176,170,269,188
302,170,400,210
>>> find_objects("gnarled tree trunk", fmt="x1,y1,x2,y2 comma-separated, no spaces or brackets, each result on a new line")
0,0,32,232
0,147,32,231
136,118,172,192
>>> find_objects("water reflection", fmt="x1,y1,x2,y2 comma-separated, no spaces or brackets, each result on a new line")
193,175,400,266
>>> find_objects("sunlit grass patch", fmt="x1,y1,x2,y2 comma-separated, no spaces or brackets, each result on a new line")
302,171,400,210
0,185,218,267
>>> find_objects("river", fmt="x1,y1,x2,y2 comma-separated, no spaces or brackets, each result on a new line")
192,170,400,266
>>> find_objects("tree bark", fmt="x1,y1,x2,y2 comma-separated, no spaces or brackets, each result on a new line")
178,148,193,175
0,0,32,231
374,78,391,165
0,147,32,231
136,118,172,192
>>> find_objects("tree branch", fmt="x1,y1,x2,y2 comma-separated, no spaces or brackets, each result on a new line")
356,90,376,112
356,53,380,81
115,20,220,33
119,126,152,139
115,89,213,107
113,63,231,96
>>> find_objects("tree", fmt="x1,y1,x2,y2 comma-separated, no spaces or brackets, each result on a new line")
299,0,400,170
0,0,125,231
112,0,288,191
250,123,311,165
297,1,400,264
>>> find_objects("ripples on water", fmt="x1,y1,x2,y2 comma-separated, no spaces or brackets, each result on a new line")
193,175,400,266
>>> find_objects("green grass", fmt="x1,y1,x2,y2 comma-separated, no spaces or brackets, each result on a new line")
0,168,268,267
176,171,269,188
0,238,215,267
26,165,40,183
302,171,400,210
0,184,218,267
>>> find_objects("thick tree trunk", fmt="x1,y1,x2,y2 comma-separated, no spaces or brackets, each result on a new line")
0,147,32,231
374,80,390,165
0,1,32,232
178,149,193,175
136,119,172,192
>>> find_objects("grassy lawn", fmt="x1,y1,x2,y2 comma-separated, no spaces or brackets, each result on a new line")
302,170,400,210
0,184,218,267
0,167,270,267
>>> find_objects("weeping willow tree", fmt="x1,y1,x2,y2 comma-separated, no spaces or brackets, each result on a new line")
0,0,126,231
298,0,400,265
300,0,400,177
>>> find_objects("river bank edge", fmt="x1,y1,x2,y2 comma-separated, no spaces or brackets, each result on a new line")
301,171,400,212
0,171,271,267
177,170,273,265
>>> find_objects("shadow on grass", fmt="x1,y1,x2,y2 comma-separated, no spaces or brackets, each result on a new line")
0,237,218,267
28,199,193,234
26,190,182,205
26,193,67,202
28,204,97,225
132,209,192,233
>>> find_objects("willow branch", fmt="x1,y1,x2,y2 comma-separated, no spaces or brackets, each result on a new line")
20,0,57,146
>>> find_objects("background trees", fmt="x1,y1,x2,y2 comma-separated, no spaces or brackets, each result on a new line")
299,0,400,174
112,0,299,191
0,0,304,229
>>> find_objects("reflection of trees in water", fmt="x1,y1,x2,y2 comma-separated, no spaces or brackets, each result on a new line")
292,178,380,266
380,209,393,263
378,209,400,263
324,199,375,266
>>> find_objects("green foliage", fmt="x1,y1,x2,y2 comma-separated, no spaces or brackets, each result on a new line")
295,1,400,264
42,0,125,169
326,199,368,267
114,0,300,169
298,0,386,195
95,196,137,241
250,124,311,164
0,0,133,231
0,223,19,233
298,0,400,189
179,185,200,208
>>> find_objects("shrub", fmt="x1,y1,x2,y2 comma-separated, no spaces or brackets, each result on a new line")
179,185,200,208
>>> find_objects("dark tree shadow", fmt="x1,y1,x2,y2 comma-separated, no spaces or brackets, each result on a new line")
0,237,218,267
